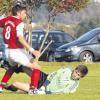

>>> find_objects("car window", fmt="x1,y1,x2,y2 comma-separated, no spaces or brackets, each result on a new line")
48,33,63,43
76,29,100,42
32,32,45,43
31,31,74,44
32,33,38,43
91,36,100,44
38,34,45,43
91,37,98,43
64,34,74,43
53,34,63,43
46,32,74,43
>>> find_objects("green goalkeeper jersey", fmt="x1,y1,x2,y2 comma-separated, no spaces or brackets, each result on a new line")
46,67,79,94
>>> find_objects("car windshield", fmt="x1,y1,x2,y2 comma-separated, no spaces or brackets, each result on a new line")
32,31,74,44
76,28,100,42
53,34,64,43
32,32,45,43
50,32,74,43
64,34,74,42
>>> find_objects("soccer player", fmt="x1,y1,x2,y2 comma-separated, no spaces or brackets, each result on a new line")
0,5,41,94
6,64,88,94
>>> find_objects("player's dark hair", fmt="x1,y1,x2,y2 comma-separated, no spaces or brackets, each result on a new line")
75,64,88,77
12,5,26,16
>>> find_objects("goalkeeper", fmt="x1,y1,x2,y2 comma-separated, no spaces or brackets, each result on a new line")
4,64,88,94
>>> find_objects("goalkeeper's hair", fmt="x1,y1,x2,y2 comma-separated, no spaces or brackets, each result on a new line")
75,65,88,77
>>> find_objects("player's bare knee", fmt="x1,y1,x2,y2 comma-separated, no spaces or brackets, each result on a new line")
32,65,41,70
13,82,19,87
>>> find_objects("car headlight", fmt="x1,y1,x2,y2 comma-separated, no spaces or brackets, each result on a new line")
65,46,80,52
65,48,71,52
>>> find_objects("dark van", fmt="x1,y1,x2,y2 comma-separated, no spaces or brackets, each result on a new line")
31,30,74,61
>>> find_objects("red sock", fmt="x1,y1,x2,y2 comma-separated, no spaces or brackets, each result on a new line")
0,67,17,88
31,69,40,89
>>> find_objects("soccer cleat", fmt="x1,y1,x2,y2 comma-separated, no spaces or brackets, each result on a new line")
28,89,34,95
34,86,46,94
0,82,8,93
0,86,3,93
28,88,38,95
28,88,45,95
35,89,46,94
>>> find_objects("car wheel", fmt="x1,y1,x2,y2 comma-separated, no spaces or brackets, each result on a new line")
79,51,94,62
48,53,56,62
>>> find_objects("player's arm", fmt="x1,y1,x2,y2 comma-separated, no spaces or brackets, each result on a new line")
17,22,40,57
18,36,40,57
0,17,7,27
0,19,4,26
63,82,79,94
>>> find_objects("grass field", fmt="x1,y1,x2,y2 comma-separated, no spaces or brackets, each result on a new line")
0,62,100,100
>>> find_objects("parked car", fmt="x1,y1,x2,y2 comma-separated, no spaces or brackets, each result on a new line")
30,30,74,61
55,28,100,62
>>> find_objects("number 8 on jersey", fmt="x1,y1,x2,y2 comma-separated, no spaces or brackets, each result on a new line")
5,26,11,40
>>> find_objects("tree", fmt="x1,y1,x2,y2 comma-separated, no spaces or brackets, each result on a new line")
48,0,90,13
0,0,90,20
0,0,13,15
76,16,100,37
48,0,90,21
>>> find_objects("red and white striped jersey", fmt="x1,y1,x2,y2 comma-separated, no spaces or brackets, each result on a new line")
0,16,24,48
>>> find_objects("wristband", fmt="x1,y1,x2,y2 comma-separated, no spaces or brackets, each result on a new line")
29,48,34,53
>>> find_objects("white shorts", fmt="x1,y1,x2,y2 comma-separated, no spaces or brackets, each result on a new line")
5,49,33,66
